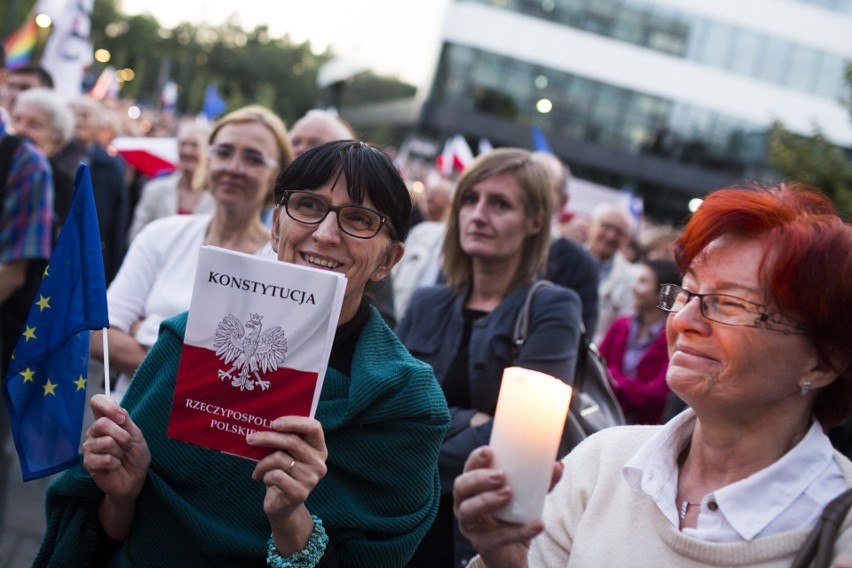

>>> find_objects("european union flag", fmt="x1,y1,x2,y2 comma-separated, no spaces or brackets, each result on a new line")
202,84,227,120
531,125,553,153
2,165,108,481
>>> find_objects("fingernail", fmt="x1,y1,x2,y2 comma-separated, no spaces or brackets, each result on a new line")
488,473,502,484
246,433,257,444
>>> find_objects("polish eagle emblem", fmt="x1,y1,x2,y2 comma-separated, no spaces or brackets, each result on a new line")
213,313,288,391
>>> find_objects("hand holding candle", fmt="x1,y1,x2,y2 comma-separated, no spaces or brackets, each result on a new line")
489,366,572,523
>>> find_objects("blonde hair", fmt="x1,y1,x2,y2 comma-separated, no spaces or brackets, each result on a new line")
178,121,212,191
208,105,294,206
209,105,294,167
442,148,552,293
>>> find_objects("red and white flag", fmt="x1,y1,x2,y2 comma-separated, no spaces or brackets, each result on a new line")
110,136,178,178
168,246,346,460
436,134,474,176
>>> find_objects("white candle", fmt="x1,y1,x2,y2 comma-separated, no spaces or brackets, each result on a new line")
489,366,572,524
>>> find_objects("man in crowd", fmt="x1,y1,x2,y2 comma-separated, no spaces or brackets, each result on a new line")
533,151,600,337
288,109,355,158
391,169,455,317
53,96,128,284
587,202,639,342
0,63,54,115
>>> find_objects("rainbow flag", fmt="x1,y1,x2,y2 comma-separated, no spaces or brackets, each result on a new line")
3,17,38,70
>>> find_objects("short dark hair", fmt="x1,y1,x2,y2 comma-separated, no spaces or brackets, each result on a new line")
274,140,412,243
643,258,681,289
9,64,54,89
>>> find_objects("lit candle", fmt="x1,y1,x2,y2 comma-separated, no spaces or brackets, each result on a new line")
490,366,572,524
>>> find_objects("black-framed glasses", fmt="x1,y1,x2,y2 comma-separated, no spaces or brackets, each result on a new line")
207,144,279,171
657,284,807,335
281,190,389,239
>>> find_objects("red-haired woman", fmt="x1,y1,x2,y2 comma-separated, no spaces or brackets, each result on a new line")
454,183,852,567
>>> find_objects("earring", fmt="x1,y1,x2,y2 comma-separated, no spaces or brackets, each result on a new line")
800,381,812,397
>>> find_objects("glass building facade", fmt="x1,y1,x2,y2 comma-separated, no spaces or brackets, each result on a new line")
467,0,848,99
432,43,766,176
419,0,852,220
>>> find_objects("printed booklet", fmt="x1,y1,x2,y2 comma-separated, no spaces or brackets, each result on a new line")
167,245,346,460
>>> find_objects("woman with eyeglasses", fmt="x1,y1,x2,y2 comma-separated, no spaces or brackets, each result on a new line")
454,183,852,567
37,140,449,567
397,148,583,568
89,105,290,401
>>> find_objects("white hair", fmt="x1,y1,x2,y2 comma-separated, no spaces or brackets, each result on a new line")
591,201,636,233
14,87,74,146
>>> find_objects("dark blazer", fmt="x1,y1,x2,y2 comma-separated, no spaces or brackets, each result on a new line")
546,236,599,335
53,140,129,284
87,143,128,284
396,282,582,493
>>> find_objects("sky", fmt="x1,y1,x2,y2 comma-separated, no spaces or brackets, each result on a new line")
119,0,451,87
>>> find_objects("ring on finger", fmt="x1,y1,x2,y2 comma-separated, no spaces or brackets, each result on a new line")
286,459,297,474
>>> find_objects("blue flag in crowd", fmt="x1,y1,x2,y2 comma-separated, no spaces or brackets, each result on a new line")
531,125,553,153
2,165,108,481
203,84,227,120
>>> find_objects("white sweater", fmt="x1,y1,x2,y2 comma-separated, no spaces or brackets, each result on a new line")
108,214,212,344
471,426,852,567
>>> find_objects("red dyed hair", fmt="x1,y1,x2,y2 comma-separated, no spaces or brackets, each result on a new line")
674,183,852,427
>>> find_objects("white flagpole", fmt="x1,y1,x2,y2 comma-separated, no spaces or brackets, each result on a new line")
102,328,110,398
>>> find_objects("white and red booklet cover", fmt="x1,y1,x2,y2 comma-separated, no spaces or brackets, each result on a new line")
167,246,346,460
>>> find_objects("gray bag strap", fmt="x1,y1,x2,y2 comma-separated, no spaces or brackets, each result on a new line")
512,280,554,363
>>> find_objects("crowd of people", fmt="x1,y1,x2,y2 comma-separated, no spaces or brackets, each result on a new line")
1,46,852,568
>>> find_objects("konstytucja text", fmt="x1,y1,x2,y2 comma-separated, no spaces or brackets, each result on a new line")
207,271,317,305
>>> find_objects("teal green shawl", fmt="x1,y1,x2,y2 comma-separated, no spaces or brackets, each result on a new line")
35,309,449,567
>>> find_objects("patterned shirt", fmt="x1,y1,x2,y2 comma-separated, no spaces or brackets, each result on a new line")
0,119,54,264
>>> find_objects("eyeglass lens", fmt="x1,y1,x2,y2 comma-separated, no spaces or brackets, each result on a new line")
209,144,277,169
285,192,385,238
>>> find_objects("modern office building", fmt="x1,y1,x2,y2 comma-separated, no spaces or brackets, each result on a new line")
414,0,852,220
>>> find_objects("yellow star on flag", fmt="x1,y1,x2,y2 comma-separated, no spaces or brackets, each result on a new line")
43,379,58,396
19,368,35,383
43,264,49,277
35,294,51,311
22,326,37,342
73,375,87,391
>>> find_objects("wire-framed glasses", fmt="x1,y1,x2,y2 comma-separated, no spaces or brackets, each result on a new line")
657,284,807,335
207,144,279,171
281,190,389,239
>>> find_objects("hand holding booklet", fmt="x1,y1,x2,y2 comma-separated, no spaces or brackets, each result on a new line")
167,246,347,460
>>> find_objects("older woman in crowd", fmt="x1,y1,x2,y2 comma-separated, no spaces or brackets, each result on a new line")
127,121,214,241
397,148,582,567
10,87,75,235
91,105,291,400
36,140,449,566
455,183,852,567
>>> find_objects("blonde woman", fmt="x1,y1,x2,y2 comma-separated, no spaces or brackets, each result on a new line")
127,121,214,241
91,105,293,399
397,148,582,568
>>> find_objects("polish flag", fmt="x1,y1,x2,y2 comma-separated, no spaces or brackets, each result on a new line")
436,134,475,176
168,246,346,460
110,136,177,178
